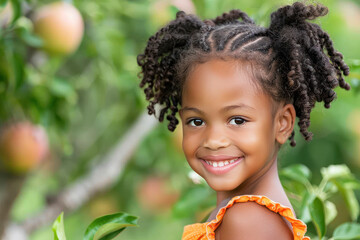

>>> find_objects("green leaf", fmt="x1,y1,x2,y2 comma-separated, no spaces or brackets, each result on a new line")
94,223,127,240
321,165,351,181
333,223,360,240
334,182,359,221
9,0,21,24
49,78,76,100
324,201,337,225
309,197,326,239
52,212,67,240
335,177,360,190
98,228,123,240
279,164,311,187
15,17,44,47
299,191,312,223
83,212,138,240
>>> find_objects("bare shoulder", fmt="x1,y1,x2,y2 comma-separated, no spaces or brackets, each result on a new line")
216,202,293,240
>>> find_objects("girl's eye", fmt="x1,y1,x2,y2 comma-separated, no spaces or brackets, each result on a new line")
187,119,204,127
229,117,246,126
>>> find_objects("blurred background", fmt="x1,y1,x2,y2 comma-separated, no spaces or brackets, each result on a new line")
0,0,359,239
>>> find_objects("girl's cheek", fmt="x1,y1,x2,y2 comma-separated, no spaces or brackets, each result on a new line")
182,134,196,156
239,129,264,152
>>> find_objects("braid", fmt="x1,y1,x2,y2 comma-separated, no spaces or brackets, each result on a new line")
137,11,205,130
211,9,254,25
268,2,350,146
138,2,350,147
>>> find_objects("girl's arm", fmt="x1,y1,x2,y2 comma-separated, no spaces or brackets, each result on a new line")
216,202,293,240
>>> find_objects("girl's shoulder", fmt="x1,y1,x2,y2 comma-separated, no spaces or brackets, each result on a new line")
216,199,292,239
182,195,310,240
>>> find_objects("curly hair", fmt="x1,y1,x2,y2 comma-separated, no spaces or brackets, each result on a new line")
137,2,350,147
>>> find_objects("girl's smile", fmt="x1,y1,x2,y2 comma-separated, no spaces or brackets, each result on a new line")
200,156,243,175
179,59,289,200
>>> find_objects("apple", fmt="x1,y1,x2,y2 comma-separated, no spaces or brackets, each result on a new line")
32,2,84,55
137,175,179,212
0,122,49,175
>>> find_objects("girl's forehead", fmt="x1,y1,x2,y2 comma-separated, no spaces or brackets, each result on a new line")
181,59,274,113
182,59,263,98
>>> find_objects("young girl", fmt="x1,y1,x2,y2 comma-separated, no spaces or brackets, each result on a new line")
137,1,351,240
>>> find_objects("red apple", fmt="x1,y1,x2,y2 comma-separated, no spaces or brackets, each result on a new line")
32,2,84,55
0,122,49,175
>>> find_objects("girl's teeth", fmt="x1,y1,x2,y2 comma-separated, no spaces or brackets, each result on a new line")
205,158,240,167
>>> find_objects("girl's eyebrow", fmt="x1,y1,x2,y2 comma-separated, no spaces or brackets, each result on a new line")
179,107,204,115
179,104,255,115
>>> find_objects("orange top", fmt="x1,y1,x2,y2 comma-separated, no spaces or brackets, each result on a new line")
181,195,310,240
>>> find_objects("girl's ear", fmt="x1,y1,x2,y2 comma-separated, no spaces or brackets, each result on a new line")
275,103,296,145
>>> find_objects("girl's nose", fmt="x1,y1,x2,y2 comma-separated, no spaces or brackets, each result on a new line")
202,125,230,150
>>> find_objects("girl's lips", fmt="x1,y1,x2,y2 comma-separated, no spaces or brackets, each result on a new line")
200,157,243,175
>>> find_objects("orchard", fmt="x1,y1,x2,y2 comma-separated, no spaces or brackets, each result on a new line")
0,0,360,240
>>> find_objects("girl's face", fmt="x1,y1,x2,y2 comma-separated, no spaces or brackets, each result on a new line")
179,59,283,193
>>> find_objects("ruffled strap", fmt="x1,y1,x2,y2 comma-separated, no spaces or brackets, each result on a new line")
182,223,208,240
205,195,310,240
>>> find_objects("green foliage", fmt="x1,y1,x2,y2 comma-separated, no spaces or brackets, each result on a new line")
52,212,66,240
172,183,216,220
348,59,360,94
84,212,138,240
331,223,360,240
52,212,138,240
309,197,326,239
280,164,360,239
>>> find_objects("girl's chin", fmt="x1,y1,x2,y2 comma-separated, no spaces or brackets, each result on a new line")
206,179,241,192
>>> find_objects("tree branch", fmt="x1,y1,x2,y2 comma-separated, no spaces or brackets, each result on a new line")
0,175,26,238
3,110,159,240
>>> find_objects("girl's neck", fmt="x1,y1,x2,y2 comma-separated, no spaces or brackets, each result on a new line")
206,155,296,223
216,155,287,206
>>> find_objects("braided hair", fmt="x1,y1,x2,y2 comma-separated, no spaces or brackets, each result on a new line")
137,2,350,147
